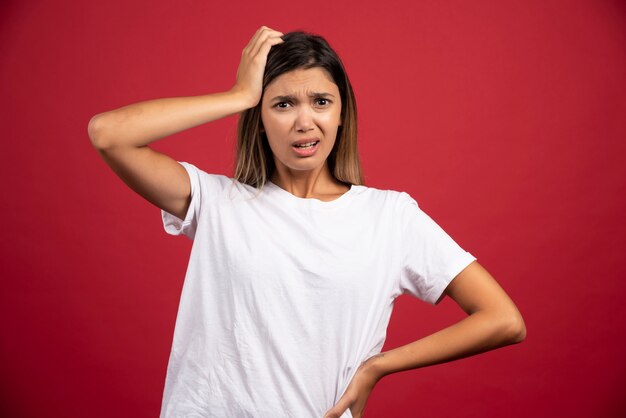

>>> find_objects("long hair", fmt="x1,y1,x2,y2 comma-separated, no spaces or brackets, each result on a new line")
234,31,363,190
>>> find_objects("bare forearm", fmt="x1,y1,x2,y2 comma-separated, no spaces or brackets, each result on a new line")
88,89,252,149
366,311,526,380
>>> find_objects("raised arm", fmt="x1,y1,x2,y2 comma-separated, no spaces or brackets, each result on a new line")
88,26,284,219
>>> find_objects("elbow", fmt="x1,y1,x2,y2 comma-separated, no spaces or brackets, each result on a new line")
88,113,116,150
88,114,107,149
502,311,526,344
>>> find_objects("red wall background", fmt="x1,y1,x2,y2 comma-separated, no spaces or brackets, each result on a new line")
1,0,625,417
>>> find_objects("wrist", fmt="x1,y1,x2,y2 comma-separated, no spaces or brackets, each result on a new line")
360,352,388,382
227,86,260,110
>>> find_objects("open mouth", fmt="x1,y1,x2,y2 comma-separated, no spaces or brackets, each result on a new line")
293,140,320,149
292,140,321,156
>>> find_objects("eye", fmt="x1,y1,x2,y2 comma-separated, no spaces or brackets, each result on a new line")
315,98,330,106
273,101,291,109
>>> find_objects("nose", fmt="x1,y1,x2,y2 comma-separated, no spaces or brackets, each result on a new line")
295,106,314,133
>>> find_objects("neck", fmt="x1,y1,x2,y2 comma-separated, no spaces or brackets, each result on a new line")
270,162,340,199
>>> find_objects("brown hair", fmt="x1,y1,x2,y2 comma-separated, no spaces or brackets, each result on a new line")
233,31,364,191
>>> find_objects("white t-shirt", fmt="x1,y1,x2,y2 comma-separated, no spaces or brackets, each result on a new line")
159,161,476,418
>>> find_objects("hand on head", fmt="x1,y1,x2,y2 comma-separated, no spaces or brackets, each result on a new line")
232,26,284,109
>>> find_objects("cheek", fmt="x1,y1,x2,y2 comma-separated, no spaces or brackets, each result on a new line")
261,113,288,133
317,109,340,124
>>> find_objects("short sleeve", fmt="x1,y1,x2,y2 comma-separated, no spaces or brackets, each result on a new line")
398,192,477,305
161,161,202,240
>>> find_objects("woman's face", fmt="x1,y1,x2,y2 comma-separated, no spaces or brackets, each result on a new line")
260,67,342,177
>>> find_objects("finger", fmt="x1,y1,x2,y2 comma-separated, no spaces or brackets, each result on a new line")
323,408,345,418
242,26,266,56
249,26,270,48
249,30,283,58
242,26,270,57
253,35,285,62
323,397,352,418
249,28,284,58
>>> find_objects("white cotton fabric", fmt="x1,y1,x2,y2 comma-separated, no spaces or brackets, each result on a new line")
159,161,476,418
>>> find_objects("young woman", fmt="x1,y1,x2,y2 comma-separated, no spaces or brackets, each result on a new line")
89,26,526,418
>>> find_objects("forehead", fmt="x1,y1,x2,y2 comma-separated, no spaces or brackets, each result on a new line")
264,67,338,95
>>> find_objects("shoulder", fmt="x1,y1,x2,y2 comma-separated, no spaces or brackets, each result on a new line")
356,183,417,208
176,161,259,200
178,161,231,185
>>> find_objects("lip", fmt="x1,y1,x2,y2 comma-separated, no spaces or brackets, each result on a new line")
291,138,321,157
291,137,320,146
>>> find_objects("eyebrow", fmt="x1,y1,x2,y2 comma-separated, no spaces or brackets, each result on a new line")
270,92,336,102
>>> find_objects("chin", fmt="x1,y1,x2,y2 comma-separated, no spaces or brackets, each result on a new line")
277,156,328,172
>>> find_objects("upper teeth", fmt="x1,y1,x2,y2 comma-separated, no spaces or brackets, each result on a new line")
296,141,317,147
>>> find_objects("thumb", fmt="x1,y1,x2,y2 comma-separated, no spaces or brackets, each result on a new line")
323,396,352,418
